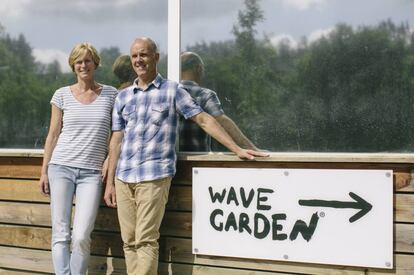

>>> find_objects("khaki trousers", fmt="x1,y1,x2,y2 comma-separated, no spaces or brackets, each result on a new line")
115,177,171,275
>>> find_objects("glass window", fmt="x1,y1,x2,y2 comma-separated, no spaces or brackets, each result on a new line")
0,0,167,148
181,0,414,152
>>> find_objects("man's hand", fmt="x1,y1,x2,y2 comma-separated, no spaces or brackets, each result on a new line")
104,182,117,208
236,149,270,160
101,157,109,182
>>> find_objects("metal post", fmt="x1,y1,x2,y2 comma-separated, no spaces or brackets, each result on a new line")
168,0,181,82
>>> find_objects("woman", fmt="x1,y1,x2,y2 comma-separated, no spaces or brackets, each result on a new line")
38,42,117,275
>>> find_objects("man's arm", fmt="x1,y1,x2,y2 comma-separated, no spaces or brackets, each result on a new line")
104,130,124,208
215,114,258,150
191,112,268,159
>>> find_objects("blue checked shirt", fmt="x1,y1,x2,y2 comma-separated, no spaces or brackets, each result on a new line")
112,74,203,183
179,80,224,151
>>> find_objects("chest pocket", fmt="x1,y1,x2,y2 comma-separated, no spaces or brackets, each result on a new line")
150,104,169,126
144,104,169,142
122,104,137,127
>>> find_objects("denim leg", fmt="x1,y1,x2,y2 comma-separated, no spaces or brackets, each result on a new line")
70,168,102,275
48,164,76,275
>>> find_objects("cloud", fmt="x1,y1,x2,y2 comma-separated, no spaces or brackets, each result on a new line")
0,0,32,18
270,33,299,48
308,27,334,43
32,48,70,72
281,0,328,10
269,27,334,49
0,0,241,23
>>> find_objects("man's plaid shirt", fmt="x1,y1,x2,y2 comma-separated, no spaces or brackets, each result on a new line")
179,80,224,152
112,74,203,183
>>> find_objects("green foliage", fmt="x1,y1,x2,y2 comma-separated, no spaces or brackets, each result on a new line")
0,30,123,148
94,46,121,87
185,2,414,152
1,0,414,152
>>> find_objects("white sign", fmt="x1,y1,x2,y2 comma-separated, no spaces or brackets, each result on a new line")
192,168,393,269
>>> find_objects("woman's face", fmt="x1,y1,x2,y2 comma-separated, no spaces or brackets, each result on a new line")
73,52,96,80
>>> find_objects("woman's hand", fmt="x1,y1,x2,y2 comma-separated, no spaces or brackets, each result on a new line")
39,174,50,196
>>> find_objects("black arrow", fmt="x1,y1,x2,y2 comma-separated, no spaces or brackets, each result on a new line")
298,192,373,223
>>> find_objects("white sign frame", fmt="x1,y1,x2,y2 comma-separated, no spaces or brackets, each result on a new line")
192,168,393,269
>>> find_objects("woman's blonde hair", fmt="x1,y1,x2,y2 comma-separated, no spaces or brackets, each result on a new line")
68,42,100,72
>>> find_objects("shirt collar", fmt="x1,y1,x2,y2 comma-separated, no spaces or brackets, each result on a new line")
180,80,199,87
132,73,164,93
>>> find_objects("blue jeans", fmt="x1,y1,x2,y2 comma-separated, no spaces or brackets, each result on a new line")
48,164,102,275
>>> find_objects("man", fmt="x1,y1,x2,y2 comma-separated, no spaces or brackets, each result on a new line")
112,54,137,89
104,37,267,275
179,51,258,151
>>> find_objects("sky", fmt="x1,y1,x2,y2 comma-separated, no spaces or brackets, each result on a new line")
1,0,413,72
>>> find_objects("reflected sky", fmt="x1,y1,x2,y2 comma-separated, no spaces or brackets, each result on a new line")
0,0,413,72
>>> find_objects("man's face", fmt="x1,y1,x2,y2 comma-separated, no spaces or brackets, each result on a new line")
130,39,159,80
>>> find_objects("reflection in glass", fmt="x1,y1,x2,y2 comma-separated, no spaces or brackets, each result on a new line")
182,0,414,152
179,51,259,152
0,0,167,148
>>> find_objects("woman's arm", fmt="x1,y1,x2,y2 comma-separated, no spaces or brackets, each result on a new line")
38,105,62,196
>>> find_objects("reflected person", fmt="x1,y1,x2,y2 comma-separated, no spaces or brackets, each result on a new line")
112,54,137,89
179,51,258,151
103,37,268,275
38,43,118,275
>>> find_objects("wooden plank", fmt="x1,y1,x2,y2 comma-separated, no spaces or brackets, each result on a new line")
395,194,414,223
167,185,192,211
0,268,49,275
395,223,414,254
0,200,413,245
158,262,291,275
0,157,42,179
0,225,124,257
0,202,121,230
0,246,127,275
0,179,49,203
367,255,414,275
0,246,54,273
0,245,412,275
175,160,414,190
0,203,191,237
0,149,43,158
2,191,413,229
177,152,414,164
1,155,413,184
161,237,414,275
1,219,413,257
0,158,412,192
161,211,192,237
394,171,412,190
0,179,193,211
161,237,364,275
2,180,414,218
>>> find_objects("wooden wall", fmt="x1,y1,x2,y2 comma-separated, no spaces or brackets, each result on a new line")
0,153,414,274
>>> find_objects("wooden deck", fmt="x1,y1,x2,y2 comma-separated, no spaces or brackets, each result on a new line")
0,150,413,274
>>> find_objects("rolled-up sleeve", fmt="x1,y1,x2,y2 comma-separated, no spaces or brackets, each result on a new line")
175,87,203,119
112,95,125,131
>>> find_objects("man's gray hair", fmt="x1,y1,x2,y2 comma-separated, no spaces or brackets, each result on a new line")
181,51,204,72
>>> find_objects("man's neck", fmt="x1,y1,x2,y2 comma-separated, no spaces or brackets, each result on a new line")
181,71,202,84
137,73,157,90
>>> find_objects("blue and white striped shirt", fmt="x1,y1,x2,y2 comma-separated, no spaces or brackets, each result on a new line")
112,74,203,183
50,85,117,170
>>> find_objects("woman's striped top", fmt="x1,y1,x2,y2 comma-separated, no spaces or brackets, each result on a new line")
49,85,117,170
